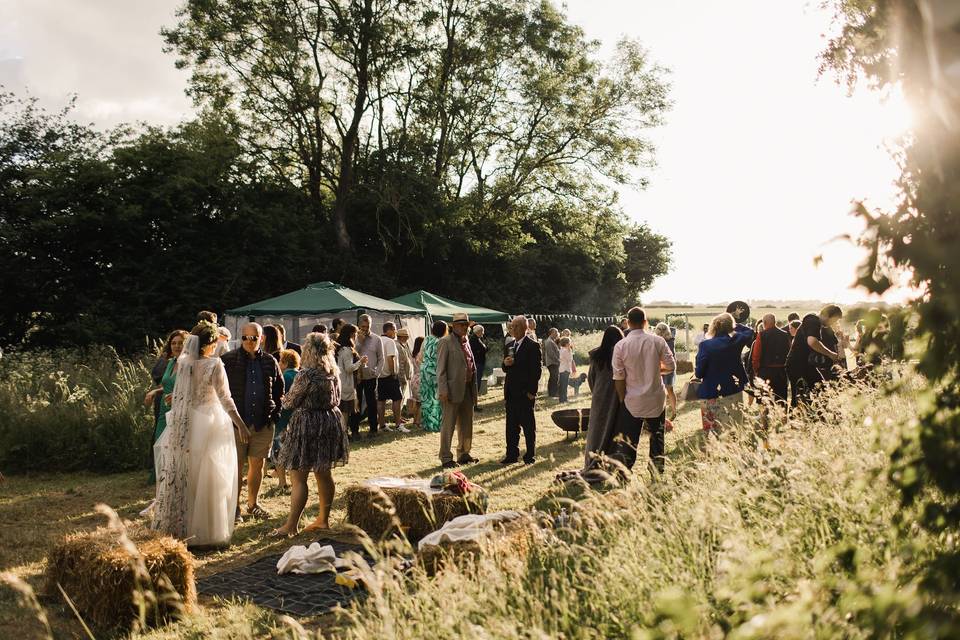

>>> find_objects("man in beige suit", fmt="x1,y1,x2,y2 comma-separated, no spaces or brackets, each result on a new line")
437,312,479,468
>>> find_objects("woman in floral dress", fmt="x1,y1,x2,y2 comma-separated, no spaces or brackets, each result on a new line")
272,333,349,536
419,320,448,432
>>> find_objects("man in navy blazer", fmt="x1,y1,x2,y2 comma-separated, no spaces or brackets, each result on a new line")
502,315,542,464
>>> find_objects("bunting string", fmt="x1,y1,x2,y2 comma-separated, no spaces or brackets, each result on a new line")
508,313,621,326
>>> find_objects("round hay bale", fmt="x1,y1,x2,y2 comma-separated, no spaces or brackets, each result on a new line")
344,484,486,542
418,515,540,576
46,524,195,631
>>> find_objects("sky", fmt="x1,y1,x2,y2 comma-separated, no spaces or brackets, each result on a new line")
0,0,911,305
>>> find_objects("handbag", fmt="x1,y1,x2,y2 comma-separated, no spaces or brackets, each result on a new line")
680,378,701,403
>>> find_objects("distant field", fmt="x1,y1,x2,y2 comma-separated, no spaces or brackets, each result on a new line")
644,305,817,327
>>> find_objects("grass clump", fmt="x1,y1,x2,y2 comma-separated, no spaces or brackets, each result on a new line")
0,346,154,473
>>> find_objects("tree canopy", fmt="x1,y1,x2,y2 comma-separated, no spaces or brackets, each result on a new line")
0,0,673,351
821,0,960,633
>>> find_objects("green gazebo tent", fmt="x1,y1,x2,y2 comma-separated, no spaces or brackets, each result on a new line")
225,282,425,342
390,290,510,325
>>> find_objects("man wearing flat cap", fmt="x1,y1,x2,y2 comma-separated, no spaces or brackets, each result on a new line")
436,312,479,468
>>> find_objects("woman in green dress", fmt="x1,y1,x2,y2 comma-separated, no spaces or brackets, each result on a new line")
419,320,448,432
271,348,301,493
145,330,187,482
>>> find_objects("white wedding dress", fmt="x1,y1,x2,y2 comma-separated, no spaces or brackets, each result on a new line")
152,336,239,547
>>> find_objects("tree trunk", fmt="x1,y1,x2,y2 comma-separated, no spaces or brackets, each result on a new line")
330,0,374,254
433,0,458,178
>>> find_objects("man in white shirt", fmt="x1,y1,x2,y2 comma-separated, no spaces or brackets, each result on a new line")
378,321,408,432
526,317,538,339
356,314,384,436
693,323,709,348
611,307,676,473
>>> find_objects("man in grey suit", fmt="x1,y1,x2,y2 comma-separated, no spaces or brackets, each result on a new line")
437,312,479,468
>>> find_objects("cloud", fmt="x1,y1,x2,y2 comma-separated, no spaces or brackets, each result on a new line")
1,0,193,127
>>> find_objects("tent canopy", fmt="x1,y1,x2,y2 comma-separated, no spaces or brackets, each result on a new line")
390,290,510,323
226,281,422,316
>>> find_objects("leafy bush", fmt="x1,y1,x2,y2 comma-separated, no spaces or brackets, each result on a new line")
0,347,154,473
822,3,960,633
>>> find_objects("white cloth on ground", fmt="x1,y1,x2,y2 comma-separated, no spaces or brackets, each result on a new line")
363,476,440,494
417,510,525,551
276,542,350,575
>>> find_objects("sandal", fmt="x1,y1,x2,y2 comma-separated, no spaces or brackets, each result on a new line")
268,528,295,539
246,504,271,520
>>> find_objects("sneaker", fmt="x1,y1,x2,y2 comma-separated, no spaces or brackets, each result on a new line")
500,456,519,465
457,455,479,464
441,460,460,469
383,424,397,432
397,424,411,433
235,508,244,524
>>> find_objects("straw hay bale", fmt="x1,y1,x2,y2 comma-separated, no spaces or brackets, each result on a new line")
418,515,540,576
46,524,195,630
345,484,486,542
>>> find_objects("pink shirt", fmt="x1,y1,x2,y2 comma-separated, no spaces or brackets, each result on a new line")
612,330,676,418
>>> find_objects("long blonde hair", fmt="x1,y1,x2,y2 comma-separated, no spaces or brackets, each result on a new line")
300,332,339,375
707,313,735,338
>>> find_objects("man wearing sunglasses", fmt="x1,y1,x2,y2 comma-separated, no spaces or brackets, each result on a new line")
221,322,284,523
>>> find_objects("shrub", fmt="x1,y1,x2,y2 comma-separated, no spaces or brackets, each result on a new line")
0,347,154,473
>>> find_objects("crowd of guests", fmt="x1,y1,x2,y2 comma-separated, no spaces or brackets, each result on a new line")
579,303,894,478
146,302,892,546
146,309,515,544
148,311,344,543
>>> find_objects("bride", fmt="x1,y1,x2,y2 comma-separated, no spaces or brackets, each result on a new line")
152,321,247,547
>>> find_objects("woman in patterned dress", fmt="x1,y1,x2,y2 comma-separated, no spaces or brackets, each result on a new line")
418,320,447,432
272,332,348,536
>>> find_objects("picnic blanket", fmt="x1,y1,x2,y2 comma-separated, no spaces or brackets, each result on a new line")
197,538,369,617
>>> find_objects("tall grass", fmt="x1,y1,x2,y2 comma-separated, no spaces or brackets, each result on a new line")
327,373,933,639
0,346,154,473
120,371,938,639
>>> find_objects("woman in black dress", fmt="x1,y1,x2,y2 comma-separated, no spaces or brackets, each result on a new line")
582,325,625,473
